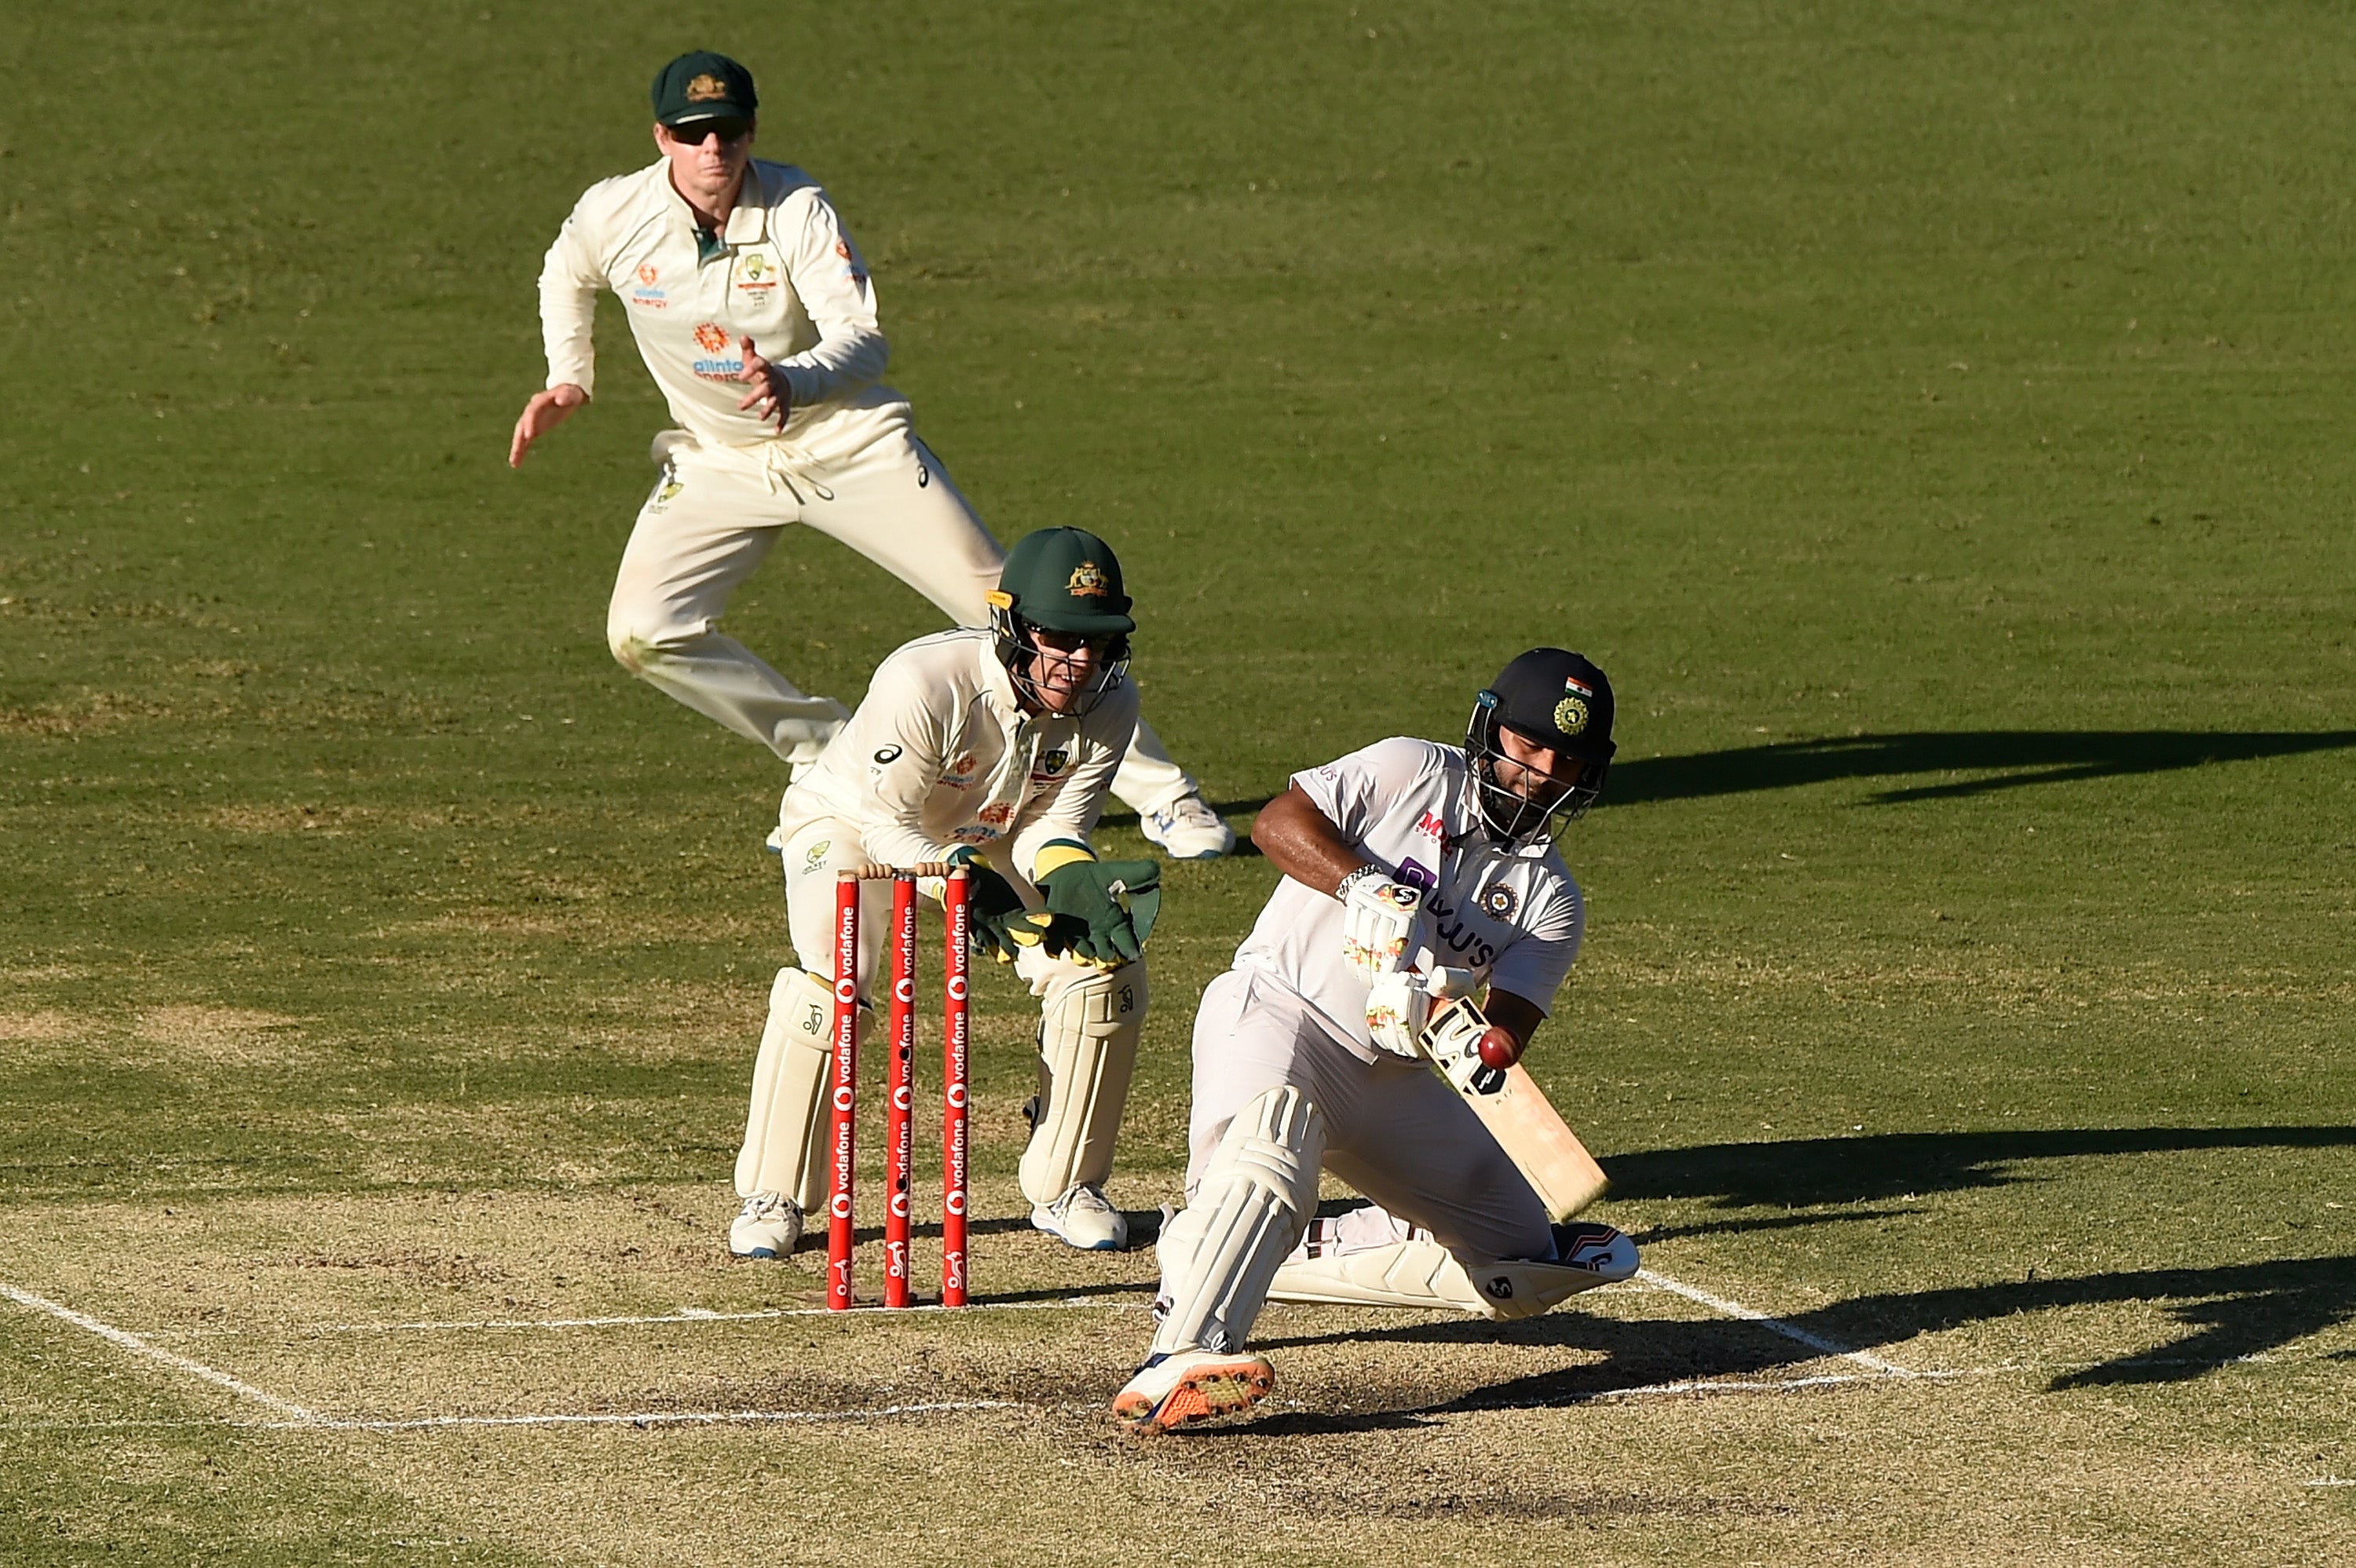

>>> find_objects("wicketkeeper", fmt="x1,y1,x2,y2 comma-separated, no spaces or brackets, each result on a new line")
734,528,1158,1258
1115,649,1641,1433
509,50,1235,859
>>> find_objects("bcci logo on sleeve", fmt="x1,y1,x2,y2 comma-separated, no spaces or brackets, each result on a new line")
690,321,745,381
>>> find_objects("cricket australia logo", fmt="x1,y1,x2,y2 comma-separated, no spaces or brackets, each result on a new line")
1066,561,1110,598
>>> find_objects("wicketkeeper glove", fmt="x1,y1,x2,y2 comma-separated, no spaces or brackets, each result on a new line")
1033,839,1162,967
946,848,1063,964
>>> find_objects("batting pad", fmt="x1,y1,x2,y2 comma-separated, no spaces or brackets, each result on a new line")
1016,961,1145,1207
1151,1086,1326,1357
735,967,849,1210
1268,1223,1640,1321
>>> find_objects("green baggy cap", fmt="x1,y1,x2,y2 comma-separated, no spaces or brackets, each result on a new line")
990,528,1136,637
651,51,758,126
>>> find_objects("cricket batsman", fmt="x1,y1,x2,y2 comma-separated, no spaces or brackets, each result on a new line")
507,50,1234,860
1114,649,1641,1432
732,528,1158,1257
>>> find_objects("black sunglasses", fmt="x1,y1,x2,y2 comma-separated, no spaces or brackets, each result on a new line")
666,119,752,147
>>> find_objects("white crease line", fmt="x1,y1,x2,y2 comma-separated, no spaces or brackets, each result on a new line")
2305,1477,2356,1489
0,1279,319,1424
1636,1268,1914,1376
257,1398,1029,1432
249,1296,1149,1338
1581,1368,1978,1404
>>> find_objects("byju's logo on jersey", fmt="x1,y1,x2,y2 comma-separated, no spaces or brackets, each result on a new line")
690,322,744,381
630,263,667,309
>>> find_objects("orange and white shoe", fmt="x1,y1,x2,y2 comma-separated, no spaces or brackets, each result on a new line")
1112,1349,1275,1434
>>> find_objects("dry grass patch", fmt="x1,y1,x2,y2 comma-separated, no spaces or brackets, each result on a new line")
0,1009,84,1044
134,1005,311,1066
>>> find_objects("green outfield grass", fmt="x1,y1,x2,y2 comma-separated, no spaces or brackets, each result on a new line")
2,1,2352,1563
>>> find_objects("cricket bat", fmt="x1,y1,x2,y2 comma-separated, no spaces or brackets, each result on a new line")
1421,995,1610,1220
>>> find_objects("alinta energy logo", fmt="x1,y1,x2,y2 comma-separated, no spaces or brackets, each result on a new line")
630,262,666,309
690,321,744,381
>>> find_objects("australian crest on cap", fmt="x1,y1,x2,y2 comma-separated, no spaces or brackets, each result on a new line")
686,73,730,101
1067,561,1110,598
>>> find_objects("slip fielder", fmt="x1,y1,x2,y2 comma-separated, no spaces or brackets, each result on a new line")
1115,649,1641,1432
734,528,1158,1257
508,50,1234,859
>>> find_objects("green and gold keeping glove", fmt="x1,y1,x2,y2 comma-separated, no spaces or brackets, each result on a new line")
946,847,1073,963
1033,840,1162,967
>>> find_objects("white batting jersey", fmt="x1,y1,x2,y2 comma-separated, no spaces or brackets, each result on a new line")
777,630,1140,890
1234,736,1584,1064
537,158,908,460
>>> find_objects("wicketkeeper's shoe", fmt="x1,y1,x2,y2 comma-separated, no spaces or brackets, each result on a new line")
1031,1182,1129,1252
1140,793,1235,861
728,1192,803,1259
1113,1349,1276,1434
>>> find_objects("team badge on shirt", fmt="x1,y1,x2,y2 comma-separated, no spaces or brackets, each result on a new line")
735,251,778,295
1480,884,1519,920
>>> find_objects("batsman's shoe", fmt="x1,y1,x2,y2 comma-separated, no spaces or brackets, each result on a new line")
728,1193,804,1259
1032,1182,1129,1252
1113,1350,1276,1434
1140,794,1235,861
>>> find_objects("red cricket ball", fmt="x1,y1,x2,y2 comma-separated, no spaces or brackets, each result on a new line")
1477,1026,1519,1070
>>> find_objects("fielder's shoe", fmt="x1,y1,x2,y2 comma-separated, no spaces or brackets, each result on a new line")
1139,794,1235,861
728,1193,804,1259
1113,1349,1276,1434
1031,1182,1129,1252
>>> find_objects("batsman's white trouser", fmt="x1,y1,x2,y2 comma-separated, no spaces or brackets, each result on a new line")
751,817,1150,1206
605,427,1201,809
1181,967,1553,1266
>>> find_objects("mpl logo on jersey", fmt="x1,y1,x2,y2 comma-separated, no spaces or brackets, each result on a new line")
690,321,744,381
630,262,667,309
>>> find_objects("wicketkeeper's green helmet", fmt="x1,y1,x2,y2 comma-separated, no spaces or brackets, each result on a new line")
986,528,1133,714
987,527,1135,637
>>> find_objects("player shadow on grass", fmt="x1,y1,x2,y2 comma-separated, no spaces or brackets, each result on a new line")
1242,1251,2356,1435
1602,1124,2356,1215
1090,729,2355,842
1604,729,2356,806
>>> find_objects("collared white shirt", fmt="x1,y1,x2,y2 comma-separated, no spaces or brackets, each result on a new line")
1234,736,1584,1063
777,630,1140,888
537,158,909,461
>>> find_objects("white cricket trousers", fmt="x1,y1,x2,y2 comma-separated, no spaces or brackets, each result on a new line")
605,426,1200,808
1183,967,1552,1265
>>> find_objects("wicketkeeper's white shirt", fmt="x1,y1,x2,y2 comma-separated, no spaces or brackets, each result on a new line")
777,629,1140,888
1233,737,1584,1063
538,157,909,462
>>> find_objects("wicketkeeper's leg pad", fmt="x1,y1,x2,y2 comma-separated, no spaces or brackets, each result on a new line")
1150,1086,1326,1357
1016,959,1146,1208
1267,1215,1639,1321
735,967,854,1211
